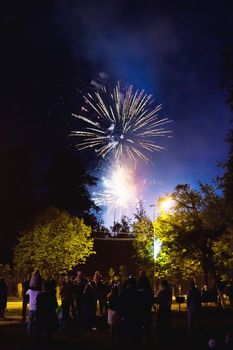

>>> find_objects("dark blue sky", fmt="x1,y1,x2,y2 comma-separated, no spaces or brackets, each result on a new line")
1,0,233,235
54,0,233,210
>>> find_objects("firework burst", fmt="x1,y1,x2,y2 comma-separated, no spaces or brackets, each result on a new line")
92,164,138,214
71,82,171,161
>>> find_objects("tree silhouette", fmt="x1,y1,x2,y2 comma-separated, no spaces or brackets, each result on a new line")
44,151,99,226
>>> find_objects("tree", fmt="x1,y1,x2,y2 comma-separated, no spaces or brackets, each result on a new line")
219,127,233,216
107,265,129,284
132,200,154,271
44,151,99,226
0,264,11,277
154,183,228,285
13,207,95,278
215,48,233,280
92,219,110,238
110,215,131,237
212,229,233,282
220,48,233,214
153,220,200,282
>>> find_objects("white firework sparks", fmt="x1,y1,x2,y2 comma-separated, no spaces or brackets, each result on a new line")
71,82,171,161
92,164,138,213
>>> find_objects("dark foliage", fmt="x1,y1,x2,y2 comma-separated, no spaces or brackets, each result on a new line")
221,48,233,214
44,151,100,226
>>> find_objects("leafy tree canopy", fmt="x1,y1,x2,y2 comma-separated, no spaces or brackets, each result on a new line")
92,218,110,238
132,199,154,271
154,183,228,284
132,185,231,284
13,207,95,278
220,48,233,214
0,264,11,277
110,215,131,236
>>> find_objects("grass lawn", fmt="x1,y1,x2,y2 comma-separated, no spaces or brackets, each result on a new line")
1,305,233,350
4,296,224,317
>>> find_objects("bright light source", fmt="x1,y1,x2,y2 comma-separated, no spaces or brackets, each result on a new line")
159,196,174,212
153,237,162,259
93,163,137,211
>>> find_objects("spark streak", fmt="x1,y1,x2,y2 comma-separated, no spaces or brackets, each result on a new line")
71,82,171,161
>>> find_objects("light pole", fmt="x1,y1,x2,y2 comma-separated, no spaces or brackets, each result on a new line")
150,196,174,292
150,204,160,293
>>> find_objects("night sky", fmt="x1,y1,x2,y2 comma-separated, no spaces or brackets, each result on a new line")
1,0,233,261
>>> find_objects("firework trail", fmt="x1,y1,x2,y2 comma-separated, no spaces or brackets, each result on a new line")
71,82,171,161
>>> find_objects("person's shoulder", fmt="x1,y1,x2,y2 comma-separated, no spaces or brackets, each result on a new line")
28,289,40,296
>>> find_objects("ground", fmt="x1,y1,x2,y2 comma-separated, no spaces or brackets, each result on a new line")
1,300,233,349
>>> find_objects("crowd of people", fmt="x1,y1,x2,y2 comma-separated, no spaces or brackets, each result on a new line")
21,269,217,347
22,269,157,347
1,269,233,348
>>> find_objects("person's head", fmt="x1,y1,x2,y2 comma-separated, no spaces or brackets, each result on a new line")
190,280,196,289
76,271,83,279
139,270,146,278
42,280,51,292
127,275,137,289
208,338,218,349
93,271,101,282
138,272,150,290
49,278,56,289
32,269,40,276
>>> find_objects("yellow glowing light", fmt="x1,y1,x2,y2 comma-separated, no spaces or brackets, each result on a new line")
153,237,162,259
159,196,174,213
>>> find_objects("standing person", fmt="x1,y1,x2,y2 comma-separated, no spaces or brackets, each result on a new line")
0,278,8,319
93,271,106,315
225,283,233,308
25,284,41,335
107,285,120,344
154,279,172,343
83,280,95,331
59,280,73,331
74,271,86,325
119,276,140,347
35,280,58,343
29,269,42,290
22,276,30,322
187,280,202,336
67,279,76,319
137,270,154,348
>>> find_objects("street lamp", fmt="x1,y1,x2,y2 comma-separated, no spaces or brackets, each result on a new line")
158,196,174,213
153,237,162,259
151,196,173,292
